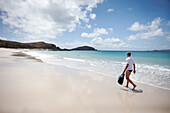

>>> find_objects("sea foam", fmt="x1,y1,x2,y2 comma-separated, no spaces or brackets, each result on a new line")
24,50,170,90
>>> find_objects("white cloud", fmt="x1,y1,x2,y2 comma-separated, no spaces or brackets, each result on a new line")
91,37,121,45
81,28,108,38
167,21,170,26
128,17,162,31
127,17,163,40
107,9,114,12
0,0,103,40
57,37,127,50
90,13,96,20
57,41,90,49
91,37,103,45
141,28,163,39
90,37,126,49
128,22,147,31
128,28,163,40
127,35,137,41
167,35,170,41
0,36,7,40
81,33,90,37
86,24,92,29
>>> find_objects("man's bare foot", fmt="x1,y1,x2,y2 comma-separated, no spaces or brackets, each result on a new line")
124,85,128,88
132,85,136,90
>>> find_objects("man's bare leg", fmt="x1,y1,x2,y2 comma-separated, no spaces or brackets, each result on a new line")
125,70,130,88
125,71,136,90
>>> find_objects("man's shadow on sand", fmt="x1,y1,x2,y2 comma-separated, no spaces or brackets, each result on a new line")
121,88,143,94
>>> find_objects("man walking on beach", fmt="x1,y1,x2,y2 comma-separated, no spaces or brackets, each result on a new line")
122,52,136,90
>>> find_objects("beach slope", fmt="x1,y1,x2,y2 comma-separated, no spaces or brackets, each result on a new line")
0,48,170,113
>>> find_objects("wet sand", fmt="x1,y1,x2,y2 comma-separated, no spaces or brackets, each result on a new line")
0,48,170,113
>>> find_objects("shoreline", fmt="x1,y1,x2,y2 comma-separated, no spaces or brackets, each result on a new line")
0,48,170,113
22,49,170,91
2,47,170,91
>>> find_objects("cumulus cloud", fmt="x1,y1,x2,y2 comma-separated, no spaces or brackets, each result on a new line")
81,28,108,38
90,37,126,49
86,24,92,29
58,37,126,50
127,35,137,41
128,22,147,31
127,17,163,40
107,9,114,12
91,37,121,44
128,17,162,31
0,0,103,40
128,28,163,40
89,13,96,20
57,41,90,49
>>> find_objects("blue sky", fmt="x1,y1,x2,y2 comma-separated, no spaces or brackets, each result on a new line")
0,0,170,50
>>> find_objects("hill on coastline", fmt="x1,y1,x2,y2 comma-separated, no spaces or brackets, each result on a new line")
0,39,96,51
71,46,97,51
151,49,170,52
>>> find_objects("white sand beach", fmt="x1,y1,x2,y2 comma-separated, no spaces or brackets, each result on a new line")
0,48,170,113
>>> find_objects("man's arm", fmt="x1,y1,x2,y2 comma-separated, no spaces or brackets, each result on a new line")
133,64,136,74
122,64,129,75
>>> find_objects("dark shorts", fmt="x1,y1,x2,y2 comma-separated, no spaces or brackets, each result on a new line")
128,70,132,72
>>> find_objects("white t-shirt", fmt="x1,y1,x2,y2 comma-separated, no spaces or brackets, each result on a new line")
126,57,135,70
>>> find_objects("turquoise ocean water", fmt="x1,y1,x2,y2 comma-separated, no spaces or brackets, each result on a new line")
25,50,170,90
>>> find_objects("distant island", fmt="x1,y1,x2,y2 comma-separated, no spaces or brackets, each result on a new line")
151,50,170,52
0,39,97,51
71,46,96,51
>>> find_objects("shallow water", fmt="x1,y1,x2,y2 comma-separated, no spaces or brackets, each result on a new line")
24,50,170,90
